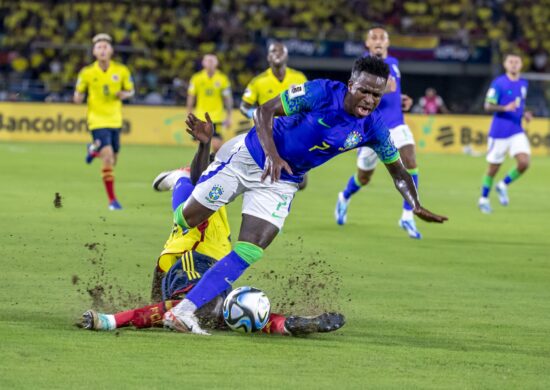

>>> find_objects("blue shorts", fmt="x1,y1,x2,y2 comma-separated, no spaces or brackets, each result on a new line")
161,251,229,301
91,128,121,153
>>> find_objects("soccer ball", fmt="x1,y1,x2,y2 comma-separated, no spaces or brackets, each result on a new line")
222,286,271,332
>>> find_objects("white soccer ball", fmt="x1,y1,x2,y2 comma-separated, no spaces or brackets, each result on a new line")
222,286,271,332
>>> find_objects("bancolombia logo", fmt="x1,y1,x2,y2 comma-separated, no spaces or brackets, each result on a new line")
0,113,130,134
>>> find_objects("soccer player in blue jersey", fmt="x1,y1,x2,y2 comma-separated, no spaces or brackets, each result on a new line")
478,53,532,213
334,27,422,238
163,56,447,335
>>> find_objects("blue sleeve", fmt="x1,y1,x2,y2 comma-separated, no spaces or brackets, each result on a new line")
280,80,328,116
485,78,501,104
365,115,400,164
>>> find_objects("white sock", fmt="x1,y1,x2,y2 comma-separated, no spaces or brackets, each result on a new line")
172,298,197,317
401,209,414,220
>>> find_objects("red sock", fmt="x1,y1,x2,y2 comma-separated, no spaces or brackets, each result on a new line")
262,313,288,335
102,167,116,202
130,300,181,329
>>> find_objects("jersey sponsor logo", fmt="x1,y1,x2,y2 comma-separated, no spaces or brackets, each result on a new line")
339,131,363,151
112,74,119,82
317,118,331,128
288,83,305,99
205,184,224,203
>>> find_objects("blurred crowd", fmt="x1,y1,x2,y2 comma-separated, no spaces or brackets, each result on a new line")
0,0,549,106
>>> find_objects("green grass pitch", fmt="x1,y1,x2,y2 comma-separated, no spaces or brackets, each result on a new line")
1,141,549,389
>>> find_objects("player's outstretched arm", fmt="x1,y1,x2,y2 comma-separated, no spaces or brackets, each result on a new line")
186,113,213,185
254,96,293,182
384,159,448,223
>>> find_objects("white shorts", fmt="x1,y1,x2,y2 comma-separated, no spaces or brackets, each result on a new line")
486,133,531,164
192,139,299,230
357,124,414,171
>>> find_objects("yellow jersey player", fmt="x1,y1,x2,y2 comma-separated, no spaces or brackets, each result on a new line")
186,54,233,152
74,33,134,210
239,42,307,119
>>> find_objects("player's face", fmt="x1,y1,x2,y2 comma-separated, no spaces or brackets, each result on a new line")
365,29,389,58
267,43,288,67
93,41,113,61
202,55,218,72
504,55,522,75
347,72,387,117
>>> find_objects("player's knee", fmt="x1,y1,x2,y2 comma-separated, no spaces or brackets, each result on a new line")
517,159,529,173
234,241,264,265
357,170,373,186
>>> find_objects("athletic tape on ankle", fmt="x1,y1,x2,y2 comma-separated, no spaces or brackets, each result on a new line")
406,168,419,175
234,241,263,265
173,203,190,229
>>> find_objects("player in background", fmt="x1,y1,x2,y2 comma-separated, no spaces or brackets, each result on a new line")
478,53,532,213
74,33,134,210
334,27,421,239
187,54,233,152
80,116,344,336
164,56,447,335
240,41,309,189
240,42,307,119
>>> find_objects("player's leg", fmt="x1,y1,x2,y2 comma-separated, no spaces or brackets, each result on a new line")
397,143,422,239
479,137,507,213
495,133,531,206
167,162,297,334
263,312,346,336
335,147,377,225
91,128,121,209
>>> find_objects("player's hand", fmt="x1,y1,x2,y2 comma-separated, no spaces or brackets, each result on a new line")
503,101,517,112
401,94,413,111
524,111,533,122
413,206,448,223
261,154,293,183
186,112,213,144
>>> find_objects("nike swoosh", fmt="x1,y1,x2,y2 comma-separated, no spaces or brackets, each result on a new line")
317,118,331,128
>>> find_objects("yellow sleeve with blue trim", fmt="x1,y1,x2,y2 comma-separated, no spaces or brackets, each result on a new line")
121,65,134,91
75,68,89,93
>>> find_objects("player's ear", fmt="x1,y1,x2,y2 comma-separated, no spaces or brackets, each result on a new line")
347,79,354,90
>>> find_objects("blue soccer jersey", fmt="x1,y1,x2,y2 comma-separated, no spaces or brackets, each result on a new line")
244,79,400,183
485,74,528,139
364,53,405,129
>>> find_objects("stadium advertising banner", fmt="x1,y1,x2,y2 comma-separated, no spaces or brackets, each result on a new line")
406,114,550,156
0,103,549,155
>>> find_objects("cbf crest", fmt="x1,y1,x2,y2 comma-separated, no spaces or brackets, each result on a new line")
339,131,362,151
205,184,224,203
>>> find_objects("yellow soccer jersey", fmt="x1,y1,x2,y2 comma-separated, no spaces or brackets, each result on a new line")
242,67,307,106
188,70,231,124
157,206,232,272
75,61,134,130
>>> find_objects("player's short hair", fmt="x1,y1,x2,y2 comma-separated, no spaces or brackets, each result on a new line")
503,52,521,60
351,56,389,81
92,33,112,45
366,25,388,37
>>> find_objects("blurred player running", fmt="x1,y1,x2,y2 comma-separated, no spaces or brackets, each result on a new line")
74,33,134,210
478,53,532,213
80,117,344,335
334,27,421,239
240,41,309,189
164,56,447,335
187,54,233,152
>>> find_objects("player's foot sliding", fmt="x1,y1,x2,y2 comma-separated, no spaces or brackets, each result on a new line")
109,199,123,210
163,310,210,336
284,313,346,335
79,310,116,331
